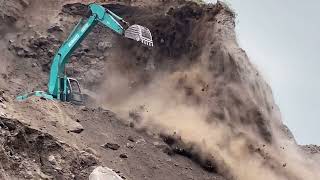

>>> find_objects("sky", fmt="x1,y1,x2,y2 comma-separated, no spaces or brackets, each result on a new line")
206,0,320,145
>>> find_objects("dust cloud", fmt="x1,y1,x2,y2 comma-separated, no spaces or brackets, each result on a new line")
96,51,319,180
94,2,319,180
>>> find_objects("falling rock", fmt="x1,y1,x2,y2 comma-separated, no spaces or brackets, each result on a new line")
119,153,128,159
89,166,124,180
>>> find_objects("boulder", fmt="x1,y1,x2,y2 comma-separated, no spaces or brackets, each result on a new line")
89,166,123,180
67,121,84,134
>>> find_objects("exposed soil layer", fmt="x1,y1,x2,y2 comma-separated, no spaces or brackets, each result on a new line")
0,116,98,179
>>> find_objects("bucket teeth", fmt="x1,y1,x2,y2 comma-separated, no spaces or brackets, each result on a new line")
125,24,153,47
141,39,153,47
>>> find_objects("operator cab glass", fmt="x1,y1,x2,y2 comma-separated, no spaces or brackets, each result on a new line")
68,78,81,94
67,78,82,103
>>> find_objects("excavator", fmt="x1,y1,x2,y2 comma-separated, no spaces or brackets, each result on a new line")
17,3,153,104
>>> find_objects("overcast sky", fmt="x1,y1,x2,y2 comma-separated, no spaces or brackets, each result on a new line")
206,0,320,145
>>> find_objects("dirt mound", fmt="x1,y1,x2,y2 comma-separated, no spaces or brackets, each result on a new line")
0,117,98,179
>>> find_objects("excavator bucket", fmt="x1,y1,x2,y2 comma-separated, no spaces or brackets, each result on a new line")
125,25,154,47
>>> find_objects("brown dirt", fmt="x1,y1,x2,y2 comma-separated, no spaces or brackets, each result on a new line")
0,93,224,180
0,0,319,180
0,116,98,179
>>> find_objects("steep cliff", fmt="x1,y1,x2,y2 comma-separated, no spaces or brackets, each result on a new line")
0,0,319,179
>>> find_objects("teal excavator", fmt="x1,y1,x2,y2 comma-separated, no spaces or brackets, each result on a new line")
17,3,153,103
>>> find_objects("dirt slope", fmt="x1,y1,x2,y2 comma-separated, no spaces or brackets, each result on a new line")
0,116,98,180
0,92,224,180
0,0,319,180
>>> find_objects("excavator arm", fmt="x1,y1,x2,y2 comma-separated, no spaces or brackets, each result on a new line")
17,3,153,102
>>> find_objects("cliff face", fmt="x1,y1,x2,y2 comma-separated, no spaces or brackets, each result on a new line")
96,1,320,179
0,0,319,180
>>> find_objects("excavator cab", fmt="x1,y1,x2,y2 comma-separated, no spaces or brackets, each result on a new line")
57,77,82,103
66,78,83,104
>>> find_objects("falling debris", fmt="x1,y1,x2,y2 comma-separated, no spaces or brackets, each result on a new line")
119,154,128,159
0,0,319,180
